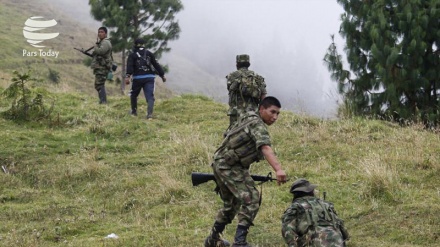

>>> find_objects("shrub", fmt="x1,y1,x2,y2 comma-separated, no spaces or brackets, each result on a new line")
1,70,54,122
48,68,60,84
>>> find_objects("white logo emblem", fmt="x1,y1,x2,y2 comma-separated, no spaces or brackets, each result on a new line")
23,16,59,48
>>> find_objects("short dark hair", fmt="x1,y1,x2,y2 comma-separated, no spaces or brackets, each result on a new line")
237,62,250,69
260,96,281,109
292,191,314,200
134,38,145,47
98,26,108,34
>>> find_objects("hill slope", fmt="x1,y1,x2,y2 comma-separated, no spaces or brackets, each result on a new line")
0,92,439,246
0,0,226,102
0,0,96,88
0,0,144,100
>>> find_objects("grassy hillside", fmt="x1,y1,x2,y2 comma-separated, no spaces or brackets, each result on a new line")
0,0,94,86
0,0,173,99
0,91,439,246
0,0,225,103
0,1,439,246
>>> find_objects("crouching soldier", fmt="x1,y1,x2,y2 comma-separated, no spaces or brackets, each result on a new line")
281,179,350,247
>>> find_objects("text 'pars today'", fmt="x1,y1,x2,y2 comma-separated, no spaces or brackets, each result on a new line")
23,49,59,58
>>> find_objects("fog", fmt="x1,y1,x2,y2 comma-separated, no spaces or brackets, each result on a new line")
163,0,345,118
49,0,345,118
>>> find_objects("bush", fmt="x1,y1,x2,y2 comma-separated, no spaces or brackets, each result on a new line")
1,70,54,122
48,68,60,84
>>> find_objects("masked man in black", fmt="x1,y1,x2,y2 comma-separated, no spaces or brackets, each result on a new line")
124,38,166,119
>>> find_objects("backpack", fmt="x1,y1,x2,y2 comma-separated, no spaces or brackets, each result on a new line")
227,69,263,110
227,70,264,100
238,70,261,99
220,113,263,167
296,198,346,246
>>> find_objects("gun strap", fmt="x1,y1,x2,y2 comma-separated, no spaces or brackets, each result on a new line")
136,51,155,73
255,172,272,206
258,183,263,207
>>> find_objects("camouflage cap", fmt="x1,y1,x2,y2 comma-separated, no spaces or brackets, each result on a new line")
236,54,250,63
290,178,317,193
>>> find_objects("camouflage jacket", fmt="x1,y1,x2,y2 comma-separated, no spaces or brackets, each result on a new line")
91,38,112,71
214,111,270,168
226,68,267,117
281,196,349,247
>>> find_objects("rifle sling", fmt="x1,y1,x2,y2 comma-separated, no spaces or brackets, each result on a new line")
258,182,263,207
85,46,94,52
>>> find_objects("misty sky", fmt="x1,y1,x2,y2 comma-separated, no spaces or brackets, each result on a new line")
51,0,345,118
164,0,345,118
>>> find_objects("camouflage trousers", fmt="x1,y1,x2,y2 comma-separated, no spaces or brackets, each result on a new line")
212,159,260,226
93,68,107,92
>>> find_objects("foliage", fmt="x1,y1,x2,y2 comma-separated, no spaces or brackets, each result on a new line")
48,68,61,84
88,0,183,58
0,94,439,246
1,70,54,122
82,57,92,67
324,1,440,127
88,0,183,92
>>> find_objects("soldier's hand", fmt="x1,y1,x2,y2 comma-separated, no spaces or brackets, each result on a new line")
124,77,130,85
161,76,166,83
276,169,287,185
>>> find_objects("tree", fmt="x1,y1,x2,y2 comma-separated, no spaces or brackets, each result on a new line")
324,0,440,126
89,0,183,93
2,70,54,122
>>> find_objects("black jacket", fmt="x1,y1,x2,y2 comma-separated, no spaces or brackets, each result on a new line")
126,48,164,77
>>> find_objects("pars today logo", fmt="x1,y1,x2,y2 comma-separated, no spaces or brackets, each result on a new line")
22,16,60,58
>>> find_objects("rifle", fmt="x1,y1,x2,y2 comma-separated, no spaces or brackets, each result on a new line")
74,46,117,72
191,172,277,187
74,46,94,57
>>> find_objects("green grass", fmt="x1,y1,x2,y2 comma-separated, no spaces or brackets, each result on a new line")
0,92,439,247
0,0,439,246
0,0,129,98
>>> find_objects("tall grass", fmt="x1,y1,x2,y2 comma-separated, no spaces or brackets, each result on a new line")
0,92,439,247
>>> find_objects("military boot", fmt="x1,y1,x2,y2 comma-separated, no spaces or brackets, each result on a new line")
232,225,252,247
98,88,107,104
204,222,231,247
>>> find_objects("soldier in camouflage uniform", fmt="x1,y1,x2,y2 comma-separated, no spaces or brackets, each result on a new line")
226,54,267,131
91,26,113,104
205,96,287,247
281,179,350,247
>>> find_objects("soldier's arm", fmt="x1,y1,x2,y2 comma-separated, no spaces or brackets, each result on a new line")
93,40,111,55
339,219,350,241
260,145,286,185
281,206,300,247
226,72,240,91
125,53,134,75
257,75,267,99
148,51,165,77
329,204,350,241
250,120,286,184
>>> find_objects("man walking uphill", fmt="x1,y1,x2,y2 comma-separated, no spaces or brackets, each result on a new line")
91,26,113,104
204,96,287,247
226,54,267,130
124,38,166,119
